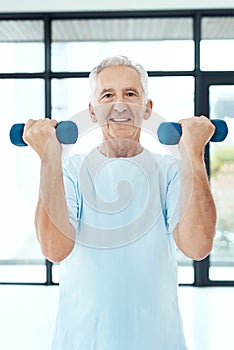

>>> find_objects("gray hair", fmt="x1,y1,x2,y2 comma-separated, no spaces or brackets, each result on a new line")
89,55,148,102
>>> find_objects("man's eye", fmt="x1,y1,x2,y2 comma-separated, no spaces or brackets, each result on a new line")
126,92,137,97
102,93,113,99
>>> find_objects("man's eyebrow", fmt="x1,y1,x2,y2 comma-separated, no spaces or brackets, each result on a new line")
99,88,115,95
124,87,140,93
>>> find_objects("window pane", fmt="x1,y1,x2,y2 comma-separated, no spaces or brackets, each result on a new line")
52,18,194,72
52,263,60,284
0,79,45,283
201,17,234,71
209,85,234,281
148,76,194,120
0,20,44,73
0,79,45,118
0,265,46,283
52,78,90,120
52,77,102,155
143,76,194,157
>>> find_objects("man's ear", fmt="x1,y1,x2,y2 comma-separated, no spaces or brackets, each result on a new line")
143,99,153,120
89,103,97,123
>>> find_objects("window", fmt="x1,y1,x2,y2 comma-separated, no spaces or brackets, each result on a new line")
0,79,45,283
0,20,44,73
201,17,234,71
1,10,234,286
52,18,194,72
209,85,234,281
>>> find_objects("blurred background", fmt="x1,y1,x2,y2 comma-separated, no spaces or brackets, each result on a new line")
0,1,234,349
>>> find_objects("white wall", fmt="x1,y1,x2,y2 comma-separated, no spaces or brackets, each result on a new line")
0,0,234,13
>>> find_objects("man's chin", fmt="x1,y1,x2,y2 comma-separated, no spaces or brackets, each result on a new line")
101,124,141,141
109,130,137,140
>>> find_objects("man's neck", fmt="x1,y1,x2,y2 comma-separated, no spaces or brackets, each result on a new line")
98,139,144,158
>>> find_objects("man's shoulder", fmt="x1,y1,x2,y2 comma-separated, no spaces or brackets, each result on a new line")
146,149,180,168
62,152,88,176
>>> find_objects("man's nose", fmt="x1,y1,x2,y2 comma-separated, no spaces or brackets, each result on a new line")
113,101,127,113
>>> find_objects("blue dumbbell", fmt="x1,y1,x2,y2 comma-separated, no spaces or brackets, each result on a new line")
157,119,228,145
10,121,78,146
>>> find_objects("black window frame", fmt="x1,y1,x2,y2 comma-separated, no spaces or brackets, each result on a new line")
1,9,234,286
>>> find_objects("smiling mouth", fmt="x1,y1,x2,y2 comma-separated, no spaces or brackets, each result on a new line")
109,117,132,123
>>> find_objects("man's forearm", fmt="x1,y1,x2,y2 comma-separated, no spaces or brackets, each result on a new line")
35,157,75,262
174,155,217,260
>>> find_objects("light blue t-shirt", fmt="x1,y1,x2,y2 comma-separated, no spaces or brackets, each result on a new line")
51,148,187,350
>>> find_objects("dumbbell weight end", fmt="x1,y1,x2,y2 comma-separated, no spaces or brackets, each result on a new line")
9,121,78,147
157,119,228,145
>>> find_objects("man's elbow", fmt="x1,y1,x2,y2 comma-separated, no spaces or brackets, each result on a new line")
184,241,214,261
40,242,74,263
35,219,76,263
36,226,75,263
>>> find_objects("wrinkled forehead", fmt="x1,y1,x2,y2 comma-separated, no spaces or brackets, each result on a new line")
95,65,144,93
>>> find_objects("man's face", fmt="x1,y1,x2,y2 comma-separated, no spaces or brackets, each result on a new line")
89,65,152,142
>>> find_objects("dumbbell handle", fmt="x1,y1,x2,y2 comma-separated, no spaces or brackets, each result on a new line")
10,121,78,147
157,119,228,145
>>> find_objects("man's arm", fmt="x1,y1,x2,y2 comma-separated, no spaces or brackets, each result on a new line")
173,116,217,261
23,119,75,262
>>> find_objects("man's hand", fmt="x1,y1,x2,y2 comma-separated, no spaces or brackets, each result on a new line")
178,116,215,157
23,118,61,160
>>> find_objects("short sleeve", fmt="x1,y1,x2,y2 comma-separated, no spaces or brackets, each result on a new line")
62,156,81,230
164,159,181,234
